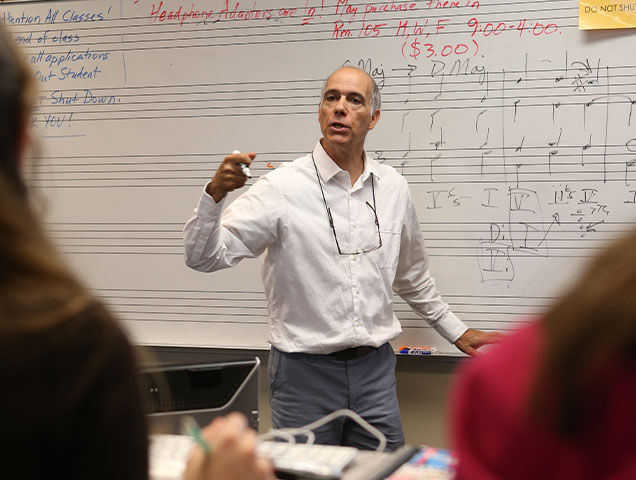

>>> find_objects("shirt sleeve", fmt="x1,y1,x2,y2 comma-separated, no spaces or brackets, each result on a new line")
392,188,468,344
183,175,283,272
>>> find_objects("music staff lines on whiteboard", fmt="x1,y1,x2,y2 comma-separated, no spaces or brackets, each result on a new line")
98,287,549,328
27,89,636,125
31,87,635,116
47,248,618,259
87,287,270,324
28,177,636,188
93,288,266,300
45,220,636,230
43,219,616,259
114,307,269,314
418,220,634,229
118,316,268,324
29,65,636,99
30,150,636,188
395,307,540,317
92,287,267,300
394,293,556,309
30,144,636,164
45,221,632,234
27,62,636,99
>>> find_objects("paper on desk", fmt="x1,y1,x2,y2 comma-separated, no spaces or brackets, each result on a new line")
149,434,194,480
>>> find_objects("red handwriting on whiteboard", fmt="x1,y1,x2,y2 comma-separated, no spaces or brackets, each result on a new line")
467,17,560,38
149,2,215,26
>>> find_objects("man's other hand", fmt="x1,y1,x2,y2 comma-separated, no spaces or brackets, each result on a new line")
454,328,506,356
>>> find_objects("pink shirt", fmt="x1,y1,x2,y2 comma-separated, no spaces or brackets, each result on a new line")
451,322,636,480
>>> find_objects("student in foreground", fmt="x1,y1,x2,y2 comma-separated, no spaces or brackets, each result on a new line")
0,23,273,480
451,231,636,479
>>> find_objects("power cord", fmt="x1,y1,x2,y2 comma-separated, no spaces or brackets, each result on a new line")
258,408,387,451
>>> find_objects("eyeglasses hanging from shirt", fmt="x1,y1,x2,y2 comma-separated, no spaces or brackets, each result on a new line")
311,153,382,256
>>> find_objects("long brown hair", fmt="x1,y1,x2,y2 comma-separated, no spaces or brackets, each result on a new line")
0,24,90,333
531,231,636,436
0,24,33,198
0,25,150,479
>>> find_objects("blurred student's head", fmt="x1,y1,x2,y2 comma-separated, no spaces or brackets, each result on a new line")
0,23,88,332
532,231,636,436
0,23,35,197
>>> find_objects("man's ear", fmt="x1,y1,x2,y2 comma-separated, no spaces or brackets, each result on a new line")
368,110,380,131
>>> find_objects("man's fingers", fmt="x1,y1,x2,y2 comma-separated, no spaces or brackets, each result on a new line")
221,157,252,180
477,332,506,348
224,174,248,188
217,168,248,188
207,153,254,202
455,329,507,356
227,151,256,167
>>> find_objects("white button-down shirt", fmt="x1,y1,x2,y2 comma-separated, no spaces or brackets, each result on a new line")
184,141,467,354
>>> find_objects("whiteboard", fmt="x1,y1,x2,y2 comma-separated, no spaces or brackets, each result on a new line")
3,0,635,354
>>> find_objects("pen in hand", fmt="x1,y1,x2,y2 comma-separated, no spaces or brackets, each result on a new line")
181,413,275,480
181,416,212,455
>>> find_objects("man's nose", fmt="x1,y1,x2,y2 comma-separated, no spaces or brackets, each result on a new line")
334,97,347,113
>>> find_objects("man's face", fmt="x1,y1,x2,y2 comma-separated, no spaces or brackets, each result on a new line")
318,68,380,154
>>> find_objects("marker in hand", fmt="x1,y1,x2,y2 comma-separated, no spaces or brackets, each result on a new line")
181,415,212,455
233,150,251,178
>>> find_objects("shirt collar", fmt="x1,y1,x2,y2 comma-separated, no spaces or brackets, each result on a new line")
312,140,381,184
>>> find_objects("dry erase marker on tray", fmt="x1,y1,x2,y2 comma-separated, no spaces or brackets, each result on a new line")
233,150,251,178
399,346,439,355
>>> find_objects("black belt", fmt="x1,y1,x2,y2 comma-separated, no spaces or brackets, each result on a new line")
328,345,377,361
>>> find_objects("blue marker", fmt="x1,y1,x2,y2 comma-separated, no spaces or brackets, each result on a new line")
233,150,251,178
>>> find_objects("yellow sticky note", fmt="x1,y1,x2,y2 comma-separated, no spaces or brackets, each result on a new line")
580,0,636,29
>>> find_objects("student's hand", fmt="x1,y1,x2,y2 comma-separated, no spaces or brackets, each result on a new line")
454,328,506,356
184,412,275,480
206,152,256,203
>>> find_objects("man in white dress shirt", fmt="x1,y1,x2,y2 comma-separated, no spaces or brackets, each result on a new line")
184,66,503,450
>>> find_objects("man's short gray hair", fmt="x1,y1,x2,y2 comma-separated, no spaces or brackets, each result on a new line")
320,67,381,116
